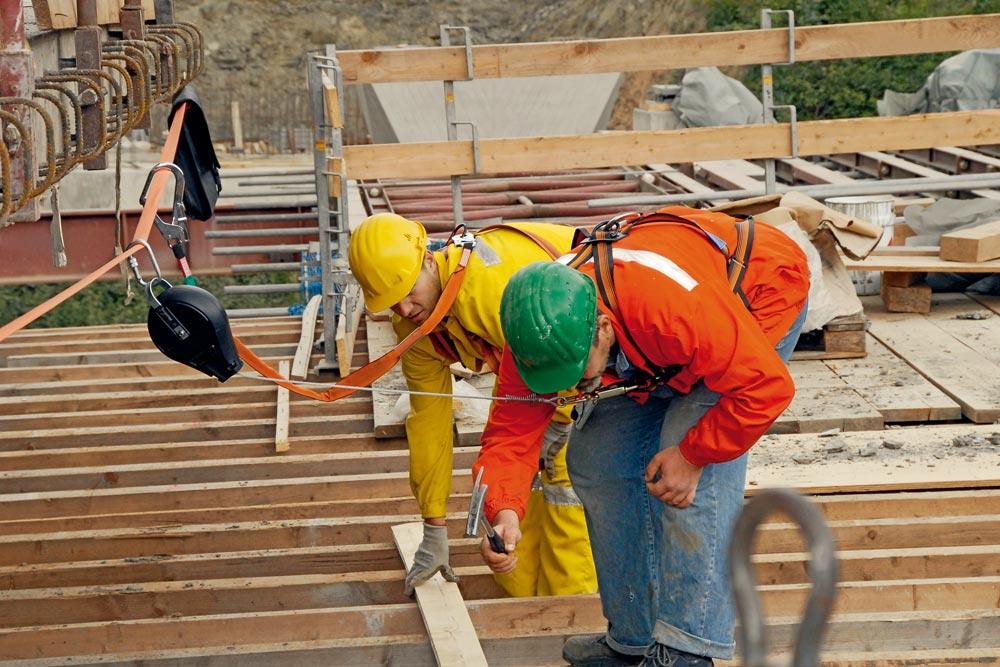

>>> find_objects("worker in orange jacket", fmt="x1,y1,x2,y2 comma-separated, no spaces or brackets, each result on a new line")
347,213,597,599
472,207,810,666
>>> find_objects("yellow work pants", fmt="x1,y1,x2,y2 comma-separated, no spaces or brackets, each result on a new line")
493,443,598,596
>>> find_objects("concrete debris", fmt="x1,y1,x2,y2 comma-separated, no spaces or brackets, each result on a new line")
882,438,905,450
823,437,846,454
859,443,878,457
818,428,842,437
952,434,990,448
792,452,820,465
990,433,1000,446
956,311,993,320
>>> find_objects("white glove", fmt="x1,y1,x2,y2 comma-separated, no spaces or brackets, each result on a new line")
404,523,459,596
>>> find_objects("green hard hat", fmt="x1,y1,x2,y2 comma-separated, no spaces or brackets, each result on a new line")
500,262,598,395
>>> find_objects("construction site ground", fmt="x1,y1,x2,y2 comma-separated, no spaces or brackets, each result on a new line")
1,282,999,664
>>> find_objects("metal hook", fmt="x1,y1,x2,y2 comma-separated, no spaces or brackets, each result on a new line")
125,238,164,286
728,488,838,667
139,162,188,244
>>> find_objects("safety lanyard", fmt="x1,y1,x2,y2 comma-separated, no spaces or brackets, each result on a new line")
234,223,564,402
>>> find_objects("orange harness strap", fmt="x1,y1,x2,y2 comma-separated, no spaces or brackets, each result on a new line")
239,222,566,399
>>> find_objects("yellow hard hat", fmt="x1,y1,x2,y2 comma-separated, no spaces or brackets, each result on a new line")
348,213,428,313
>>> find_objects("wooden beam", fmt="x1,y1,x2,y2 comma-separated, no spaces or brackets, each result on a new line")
366,318,407,438
1,570,995,631
337,15,1000,83
845,253,1000,273
343,110,1000,179
0,601,995,660
940,220,1000,263
291,295,322,379
335,284,365,379
392,522,488,666
275,360,291,453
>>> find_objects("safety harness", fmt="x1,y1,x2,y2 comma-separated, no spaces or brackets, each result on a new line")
556,209,756,405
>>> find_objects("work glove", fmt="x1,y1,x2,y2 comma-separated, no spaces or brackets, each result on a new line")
403,523,460,596
541,419,572,479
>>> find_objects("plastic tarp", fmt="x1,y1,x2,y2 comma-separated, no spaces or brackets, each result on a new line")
674,67,764,127
879,49,1000,116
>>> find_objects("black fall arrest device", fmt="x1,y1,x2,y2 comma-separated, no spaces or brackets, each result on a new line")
128,240,243,382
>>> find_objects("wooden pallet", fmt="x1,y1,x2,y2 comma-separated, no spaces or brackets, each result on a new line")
792,313,867,360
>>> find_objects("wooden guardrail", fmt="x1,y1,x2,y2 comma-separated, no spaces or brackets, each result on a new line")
337,14,1000,83
332,14,1000,180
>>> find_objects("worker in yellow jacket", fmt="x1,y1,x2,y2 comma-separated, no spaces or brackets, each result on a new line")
347,212,596,597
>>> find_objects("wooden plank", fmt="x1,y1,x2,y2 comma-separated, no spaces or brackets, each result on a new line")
0,601,996,660
940,220,1000,263
881,280,932,314
343,109,1000,179
392,522,488,666
335,284,364,378
2,342,300,368
1,570,995,630
291,295,322,379
748,424,1000,492
31,0,154,29
845,253,1000,272
338,15,1000,83
865,296,1000,422
31,0,79,29
366,318,407,438
275,360,291,453
322,75,343,129
773,385,884,434
0,433,395,471
0,413,373,451
824,336,961,422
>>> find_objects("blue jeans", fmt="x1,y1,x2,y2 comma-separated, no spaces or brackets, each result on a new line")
566,305,807,659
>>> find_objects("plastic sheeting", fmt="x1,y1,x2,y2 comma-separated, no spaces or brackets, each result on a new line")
878,49,1000,116
674,67,764,127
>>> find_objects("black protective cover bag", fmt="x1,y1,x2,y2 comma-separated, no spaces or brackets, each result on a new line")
168,86,222,221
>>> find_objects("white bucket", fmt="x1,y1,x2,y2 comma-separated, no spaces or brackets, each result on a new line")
824,195,895,296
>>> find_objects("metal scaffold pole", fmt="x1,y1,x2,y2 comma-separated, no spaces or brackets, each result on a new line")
308,47,350,372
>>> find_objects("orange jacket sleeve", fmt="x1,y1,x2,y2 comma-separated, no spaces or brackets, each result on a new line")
473,345,556,522
629,282,795,467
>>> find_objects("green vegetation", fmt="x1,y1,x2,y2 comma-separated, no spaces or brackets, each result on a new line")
703,0,1000,120
0,272,302,329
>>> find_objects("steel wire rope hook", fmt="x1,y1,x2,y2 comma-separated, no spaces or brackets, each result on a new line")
728,487,838,667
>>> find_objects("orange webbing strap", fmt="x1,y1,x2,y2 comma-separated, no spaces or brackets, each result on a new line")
0,104,189,344
235,222,561,401
232,245,475,402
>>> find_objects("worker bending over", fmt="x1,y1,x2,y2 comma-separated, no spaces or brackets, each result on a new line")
473,206,810,666
347,213,597,597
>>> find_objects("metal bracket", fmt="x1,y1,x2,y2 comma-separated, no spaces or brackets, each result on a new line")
762,8,795,65
452,120,481,174
440,25,474,80
760,8,798,193
773,103,798,159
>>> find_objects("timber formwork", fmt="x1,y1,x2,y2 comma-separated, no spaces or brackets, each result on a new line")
0,313,999,665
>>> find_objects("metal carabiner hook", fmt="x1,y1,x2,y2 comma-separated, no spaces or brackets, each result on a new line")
125,238,164,287
139,162,189,245
728,488,838,667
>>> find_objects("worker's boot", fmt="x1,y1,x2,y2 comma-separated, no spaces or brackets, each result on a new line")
638,642,713,667
562,634,643,666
